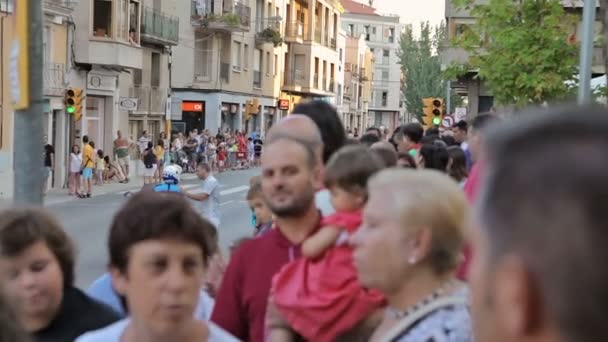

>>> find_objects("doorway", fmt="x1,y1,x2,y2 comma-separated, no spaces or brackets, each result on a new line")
86,96,105,149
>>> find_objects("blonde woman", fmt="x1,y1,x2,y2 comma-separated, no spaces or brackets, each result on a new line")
350,169,473,341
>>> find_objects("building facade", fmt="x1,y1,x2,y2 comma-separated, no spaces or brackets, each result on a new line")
341,33,373,133
171,0,288,137
442,0,605,116
340,0,402,131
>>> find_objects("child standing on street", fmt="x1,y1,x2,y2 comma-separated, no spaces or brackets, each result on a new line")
246,176,273,237
270,145,386,342
95,149,105,185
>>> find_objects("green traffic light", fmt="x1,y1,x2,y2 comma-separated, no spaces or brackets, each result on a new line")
67,106,75,114
432,117,441,125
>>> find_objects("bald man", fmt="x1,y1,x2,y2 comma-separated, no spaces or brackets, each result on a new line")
266,115,335,215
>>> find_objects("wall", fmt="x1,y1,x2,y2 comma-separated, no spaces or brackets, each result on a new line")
0,13,14,198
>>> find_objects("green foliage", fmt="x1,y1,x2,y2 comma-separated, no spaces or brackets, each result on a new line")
398,22,461,122
203,13,242,26
449,0,579,107
259,27,283,47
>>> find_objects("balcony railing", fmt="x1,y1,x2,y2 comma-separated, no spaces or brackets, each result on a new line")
330,37,336,50
285,21,305,41
313,73,319,88
220,62,230,82
284,69,305,87
323,77,327,91
129,86,168,113
253,70,262,88
329,79,335,92
43,63,65,96
314,26,322,43
191,0,251,32
141,7,179,46
194,51,213,81
255,20,282,46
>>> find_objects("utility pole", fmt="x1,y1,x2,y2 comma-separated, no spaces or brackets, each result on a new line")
578,0,597,105
12,0,44,205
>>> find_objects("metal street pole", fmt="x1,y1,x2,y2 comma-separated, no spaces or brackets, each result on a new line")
446,80,452,115
13,0,44,205
578,0,597,105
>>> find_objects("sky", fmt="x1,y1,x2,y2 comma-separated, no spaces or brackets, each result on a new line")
371,0,445,32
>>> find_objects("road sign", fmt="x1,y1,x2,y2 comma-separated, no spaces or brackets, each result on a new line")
442,115,455,128
454,107,467,122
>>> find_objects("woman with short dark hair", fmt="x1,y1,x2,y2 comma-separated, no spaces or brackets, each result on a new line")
0,208,120,342
77,191,238,342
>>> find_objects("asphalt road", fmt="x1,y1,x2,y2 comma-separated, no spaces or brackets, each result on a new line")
45,168,260,288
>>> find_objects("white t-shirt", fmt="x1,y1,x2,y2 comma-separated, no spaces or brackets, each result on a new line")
315,189,335,216
70,153,83,173
199,175,221,228
75,318,240,342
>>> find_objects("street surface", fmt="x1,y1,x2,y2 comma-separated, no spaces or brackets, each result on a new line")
45,168,259,289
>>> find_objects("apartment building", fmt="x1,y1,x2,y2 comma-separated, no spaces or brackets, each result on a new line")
442,0,605,116
341,33,373,133
0,0,74,198
171,0,287,136
280,0,344,112
340,0,402,131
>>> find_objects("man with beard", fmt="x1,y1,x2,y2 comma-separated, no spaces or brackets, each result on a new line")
211,136,323,341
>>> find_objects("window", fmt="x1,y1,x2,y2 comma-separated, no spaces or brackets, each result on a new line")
244,44,249,69
382,70,389,81
339,48,343,62
383,49,389,57
43,26,51,66
372,26,376,34
348,24,354,36
382,91,388,106
151,52,161,86
129,0,140,45
93,0,112,37
266,51,272,75
0,0,14,13
389,27,395,43
117,0,129,41
253,49,262,87
274,54,278,76
233,41,242,70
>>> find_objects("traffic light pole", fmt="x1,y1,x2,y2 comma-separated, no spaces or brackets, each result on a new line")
578,0,596,105
13,0,44,205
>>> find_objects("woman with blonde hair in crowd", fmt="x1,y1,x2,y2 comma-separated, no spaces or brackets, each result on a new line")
350,168,473,341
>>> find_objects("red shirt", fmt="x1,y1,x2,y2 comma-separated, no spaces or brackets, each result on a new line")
211,224,320,342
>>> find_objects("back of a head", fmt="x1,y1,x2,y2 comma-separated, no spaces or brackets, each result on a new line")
425,127,440,137
324,145,384,192
480,105,608,341
471,113,500,133
292,100,346,163
420,144,449,172
371,142,398,168
401,123,424,144
360,133,380,147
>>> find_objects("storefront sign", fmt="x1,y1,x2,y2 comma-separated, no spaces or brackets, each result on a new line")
278,99,289,110
119,97,139,111
182,102,204,112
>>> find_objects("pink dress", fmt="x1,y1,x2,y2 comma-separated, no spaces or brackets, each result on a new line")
271,210,385,342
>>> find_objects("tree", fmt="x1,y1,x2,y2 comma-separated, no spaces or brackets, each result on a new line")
447,0,579,107
398,22,451,122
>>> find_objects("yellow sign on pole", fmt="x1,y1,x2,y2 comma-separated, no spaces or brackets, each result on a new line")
10,0,30,110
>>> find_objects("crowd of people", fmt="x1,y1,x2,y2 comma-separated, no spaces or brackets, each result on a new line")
5,101,607,342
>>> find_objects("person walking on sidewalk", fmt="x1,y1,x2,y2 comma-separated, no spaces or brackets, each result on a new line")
69,145,82,196
183,162,221,229
113,130,130,182
80,136,95,198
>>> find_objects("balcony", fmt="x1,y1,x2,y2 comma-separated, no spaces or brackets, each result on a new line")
43,63,65,97
285,21,305,42
130,85,169,113
253,70,262,88
313,73,319,89
141,7,179,46
191,0,251,33
329,79,335,92
283,69,306,89
322,77,327,91
255,21,282,47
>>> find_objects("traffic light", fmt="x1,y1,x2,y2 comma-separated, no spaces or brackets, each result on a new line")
65,88,83,122
432,98,443,126
422,97,434,129
245,100,252,121
251,98,260,114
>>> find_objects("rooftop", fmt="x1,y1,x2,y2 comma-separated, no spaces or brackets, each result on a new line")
341,0,378,16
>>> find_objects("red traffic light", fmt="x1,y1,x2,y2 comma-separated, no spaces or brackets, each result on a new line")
433,99,442,107
66,89,75,97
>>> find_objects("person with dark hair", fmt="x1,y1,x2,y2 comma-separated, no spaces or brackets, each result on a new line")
418,143,449,172
366,127,382,138
425,127,440,137
80,135,95,198
77,192,237,341
360,133,381,147
470,105,608,342
370,141,398,168
394,123,424,158
292,100,346,164
212,136,323,341
43,144,54,196
452,120,468,145
270,145,385,341
447,146,468,186
441,135,458,147
0,208,120,342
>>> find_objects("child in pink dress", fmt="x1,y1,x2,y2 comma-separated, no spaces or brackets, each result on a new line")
270,145,386,342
